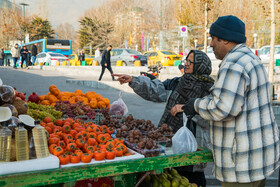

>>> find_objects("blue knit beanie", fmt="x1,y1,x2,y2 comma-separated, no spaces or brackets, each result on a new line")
209,15,246,43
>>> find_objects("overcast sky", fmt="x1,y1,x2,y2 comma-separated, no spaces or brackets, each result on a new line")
13,0,105,30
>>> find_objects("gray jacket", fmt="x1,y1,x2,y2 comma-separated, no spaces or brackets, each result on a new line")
11,47,20,58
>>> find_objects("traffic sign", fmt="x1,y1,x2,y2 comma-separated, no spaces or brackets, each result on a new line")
180,26,188,37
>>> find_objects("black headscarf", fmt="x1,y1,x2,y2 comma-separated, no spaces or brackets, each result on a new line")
159,50,214,133
177,50,214,99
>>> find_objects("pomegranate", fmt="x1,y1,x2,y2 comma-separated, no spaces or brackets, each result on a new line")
28,92,40,103
17,92,26,101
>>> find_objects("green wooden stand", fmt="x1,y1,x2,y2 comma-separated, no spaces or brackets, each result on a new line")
0,148,212,187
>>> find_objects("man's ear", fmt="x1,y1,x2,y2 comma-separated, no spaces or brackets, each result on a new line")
222,40,230,45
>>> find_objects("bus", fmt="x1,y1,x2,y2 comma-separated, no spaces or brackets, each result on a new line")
22,39,72,57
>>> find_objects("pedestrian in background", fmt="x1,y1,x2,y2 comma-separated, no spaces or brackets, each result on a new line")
178,64,184,75
0,48,5,66
20,46,29,68
95,47,101,58
172,15,280,187
98,45,115,81
79,50,85,64
31,43,38,65
11,43,20,69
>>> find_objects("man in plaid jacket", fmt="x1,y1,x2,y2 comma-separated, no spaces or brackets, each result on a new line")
171,15,280,186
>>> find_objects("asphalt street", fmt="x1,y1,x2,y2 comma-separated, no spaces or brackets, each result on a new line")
0,66,278,186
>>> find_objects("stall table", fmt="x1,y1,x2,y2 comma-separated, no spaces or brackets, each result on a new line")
0,148,213,187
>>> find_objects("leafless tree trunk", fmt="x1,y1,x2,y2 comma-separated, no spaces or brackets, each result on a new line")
204,1,208,53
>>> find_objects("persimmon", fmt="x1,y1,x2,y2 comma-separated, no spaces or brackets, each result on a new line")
116,143,127,153
74,150,83,157
87,138,97,146
114,138,124,145
107,127,115,135
52,127,60,134
80,131,88,139
104,133,111,141
47,122,55,129
81,153,92,163
45,126,53,134
62,124,71,134
106,149,116,160
66,143,77,152
58,154,70,165
70,154,81,164
103,98,110,106
98,101,106,109
99,143,107,150
49,134,60,139
93,127,102,135
49,85,57,92
86,126,94,133
75,132,83,139
53,146,64,156
58,140,66,149
87,132,97,140
72,123,80,129
106,142,114,149
97,134,107,144
69,129,78,138
40,121,46,127
124,152,132,156
44,117,52,123
63,134,73,142
49,137,59,145
86,145,95,153
94,151,106,161
49,144,57,154
56,119,63,126
87,150,95,158
114,147,123,157
75,139,85,148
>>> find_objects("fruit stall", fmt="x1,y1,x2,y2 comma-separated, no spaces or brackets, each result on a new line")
0,84,213,187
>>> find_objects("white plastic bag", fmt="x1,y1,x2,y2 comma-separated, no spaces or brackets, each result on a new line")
109,91,128,116
172,113,197,154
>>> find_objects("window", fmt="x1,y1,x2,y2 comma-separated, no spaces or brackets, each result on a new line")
69,55,75,60
150,52,158,57
49,53,65,57
112,49,123,56
160,51,177,55
126,49,142,55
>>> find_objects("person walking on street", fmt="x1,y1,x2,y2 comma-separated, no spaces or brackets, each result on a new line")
95,47,101,58
20,46,29,68
0,48,5,66
171,15,280,187
98,45,115,81
31,43,38,65
78,50,85,64
113,50,214,187
11,44,20,69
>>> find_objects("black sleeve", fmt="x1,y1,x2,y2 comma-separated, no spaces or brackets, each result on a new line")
162,77,180,91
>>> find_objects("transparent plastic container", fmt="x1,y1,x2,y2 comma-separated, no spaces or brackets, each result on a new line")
32,121,49,158
0,121,12,162
15,123,29,161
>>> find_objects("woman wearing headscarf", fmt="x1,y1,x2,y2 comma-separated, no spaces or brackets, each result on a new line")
113,50,214,187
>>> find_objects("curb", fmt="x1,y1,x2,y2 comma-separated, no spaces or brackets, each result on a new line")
66,79,134,93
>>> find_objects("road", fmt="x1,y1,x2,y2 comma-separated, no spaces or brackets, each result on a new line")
0,66,278,186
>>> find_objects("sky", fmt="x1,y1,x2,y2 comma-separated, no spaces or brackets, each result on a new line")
13,0,105,30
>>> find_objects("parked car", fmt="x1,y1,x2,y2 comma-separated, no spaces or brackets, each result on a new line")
143,50,182,66
93,48,147,66
35,52,70,66
206,46,216,60
258,45,280,63
69,54,94,66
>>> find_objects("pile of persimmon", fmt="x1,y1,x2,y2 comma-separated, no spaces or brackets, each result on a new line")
39,85,110,109
41,117,131,165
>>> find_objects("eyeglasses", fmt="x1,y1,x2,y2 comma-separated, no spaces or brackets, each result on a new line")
183,59,194,65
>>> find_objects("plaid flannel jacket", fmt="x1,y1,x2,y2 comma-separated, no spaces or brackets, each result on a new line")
195,44,280,183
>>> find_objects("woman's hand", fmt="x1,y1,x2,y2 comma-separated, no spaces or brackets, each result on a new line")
170,104,184,116
112,74,133,84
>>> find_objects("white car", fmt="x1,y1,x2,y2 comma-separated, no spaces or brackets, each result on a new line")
258,45,280,63
35,52,70,66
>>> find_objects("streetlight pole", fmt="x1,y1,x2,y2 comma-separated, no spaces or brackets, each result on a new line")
20,3,29,18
